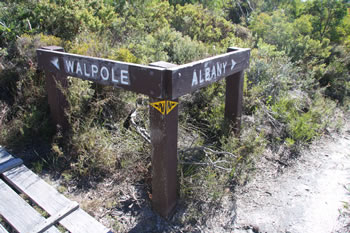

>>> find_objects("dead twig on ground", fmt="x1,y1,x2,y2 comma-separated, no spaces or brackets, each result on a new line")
130,109,151,143
179,146,237,172
180,146,237,159
256,98,283,131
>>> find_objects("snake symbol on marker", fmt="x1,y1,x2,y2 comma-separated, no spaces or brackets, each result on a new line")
150,100,178,115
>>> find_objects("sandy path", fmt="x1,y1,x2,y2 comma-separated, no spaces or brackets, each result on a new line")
234,128,350,233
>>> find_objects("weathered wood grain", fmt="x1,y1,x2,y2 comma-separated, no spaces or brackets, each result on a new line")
59,208,113,233
30,201,79,233
37,47,250,100
37,48,165,99
3,165,110,233
0,158,23,174
167,48,250,99
3,165,72,214
0,147,23,174
149,61,179,218
225,71,244,134
0,179,60,233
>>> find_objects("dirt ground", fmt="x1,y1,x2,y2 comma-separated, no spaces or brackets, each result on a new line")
35,120,350,233
233,126,350,233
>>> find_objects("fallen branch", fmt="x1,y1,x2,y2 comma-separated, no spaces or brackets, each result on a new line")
180,146,237,159
256,98,283,131
179,160,232,172
179,146,237,172
128,110,237,171
130,109,151,143
203,147,237,159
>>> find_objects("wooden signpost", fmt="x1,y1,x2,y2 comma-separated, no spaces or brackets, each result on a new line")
37,46,250,218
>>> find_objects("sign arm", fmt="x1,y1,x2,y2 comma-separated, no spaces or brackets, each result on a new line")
37,46,251,219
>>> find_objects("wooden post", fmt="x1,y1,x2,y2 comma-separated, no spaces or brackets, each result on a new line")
225,71,244,134
149,62,178,218
36,47,250,218
40,46,69,131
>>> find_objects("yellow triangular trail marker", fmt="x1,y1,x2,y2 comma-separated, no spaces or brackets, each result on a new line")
150,101,166,115
166,101,178,115
150,100,178,115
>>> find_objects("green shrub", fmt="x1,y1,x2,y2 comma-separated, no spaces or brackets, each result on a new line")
113,48,138,63
269,91,340,144
270,95,312,142
0,0,348,197
0,69,54,147
320,46,350,103
110,0,174,45
249,10,331,63
0,34,64,147
222,127,266,185
34,1,118,40
69,125,116,177
245,40,310,106
128,27,209,64
172,3,236,45
16,33,63,63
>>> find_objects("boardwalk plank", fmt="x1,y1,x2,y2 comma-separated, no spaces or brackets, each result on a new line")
60,208,112,233
3,165,71,214
0,158,23,174
3,165,111,233
0,147,13,164
0,179,60,233
30,201,79,233
0,224,8,233
0,147,22,174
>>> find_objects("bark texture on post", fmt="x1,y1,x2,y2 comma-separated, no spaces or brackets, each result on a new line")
40,46,69,131
225,71,244,134
149,61,178,218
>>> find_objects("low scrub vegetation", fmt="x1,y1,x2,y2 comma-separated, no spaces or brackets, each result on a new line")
0,0,349,229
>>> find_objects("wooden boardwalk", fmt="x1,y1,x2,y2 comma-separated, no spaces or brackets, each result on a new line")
0,146,112,233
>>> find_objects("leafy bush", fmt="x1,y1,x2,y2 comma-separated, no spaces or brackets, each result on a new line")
68,125,116,177
249,10,331,63
245,40,309,106
110,0,174,45
130,27,209,64
0,34,64,147
222,127,266,185
172,4,236,45
320,46,350,103
244,38,342,154
0,0,348,205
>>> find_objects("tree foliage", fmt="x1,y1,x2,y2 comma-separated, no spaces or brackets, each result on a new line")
0,0,349,191
303,0,348,42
